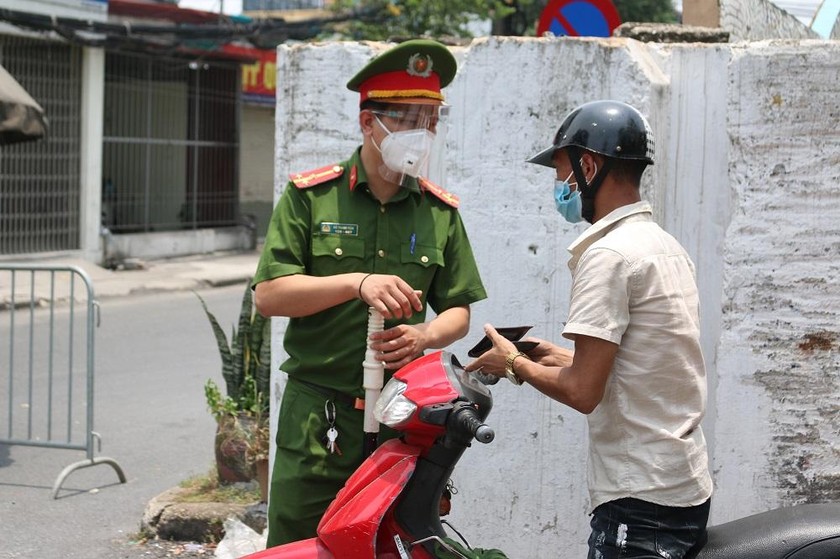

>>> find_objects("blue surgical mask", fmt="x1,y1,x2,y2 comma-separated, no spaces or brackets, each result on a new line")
554,177,583,223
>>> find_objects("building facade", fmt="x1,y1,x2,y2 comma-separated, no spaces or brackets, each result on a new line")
0,0,256,265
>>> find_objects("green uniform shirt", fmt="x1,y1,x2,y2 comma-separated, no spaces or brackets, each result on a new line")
253,148,487,396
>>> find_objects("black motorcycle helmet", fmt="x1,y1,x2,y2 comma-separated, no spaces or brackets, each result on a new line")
528,100,655,168
527,100,655,223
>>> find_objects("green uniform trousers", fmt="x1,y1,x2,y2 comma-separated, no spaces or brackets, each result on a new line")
266,376,396,547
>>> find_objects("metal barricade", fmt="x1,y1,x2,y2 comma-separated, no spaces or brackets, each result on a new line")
0,264,125,498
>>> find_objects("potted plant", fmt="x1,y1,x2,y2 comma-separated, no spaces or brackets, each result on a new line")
197,281,271,495
243,404,271,503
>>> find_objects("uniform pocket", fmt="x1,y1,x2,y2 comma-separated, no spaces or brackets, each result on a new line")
399,242,444,292
311,235,365,275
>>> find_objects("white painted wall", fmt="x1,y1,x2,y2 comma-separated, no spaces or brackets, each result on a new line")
713,40,840,520
721,0,821,40
269,37,840,555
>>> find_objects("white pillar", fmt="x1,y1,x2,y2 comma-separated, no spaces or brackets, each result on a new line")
79,46,105,264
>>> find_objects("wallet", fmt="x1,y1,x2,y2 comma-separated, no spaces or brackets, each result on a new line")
467,326,538,358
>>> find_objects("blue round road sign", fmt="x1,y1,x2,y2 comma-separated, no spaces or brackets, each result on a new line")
537,0,622,38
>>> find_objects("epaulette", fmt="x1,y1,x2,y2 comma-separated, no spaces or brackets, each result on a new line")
290,164,344,189
418,177,459,208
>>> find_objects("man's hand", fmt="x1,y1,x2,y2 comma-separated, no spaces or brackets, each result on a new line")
463,324,518,380
369,324,428,370
358,274,423,320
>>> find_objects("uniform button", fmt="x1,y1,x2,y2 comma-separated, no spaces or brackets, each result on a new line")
380,206,386,213
335,248,343,256
420,255,429,263
332,165,341,173
377,249,385,258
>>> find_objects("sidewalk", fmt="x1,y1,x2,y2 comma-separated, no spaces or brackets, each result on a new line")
0,250,260,307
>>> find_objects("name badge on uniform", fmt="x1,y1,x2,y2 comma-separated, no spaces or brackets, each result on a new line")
320,222,359,236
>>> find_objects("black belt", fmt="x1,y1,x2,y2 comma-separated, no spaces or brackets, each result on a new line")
293,378,365,411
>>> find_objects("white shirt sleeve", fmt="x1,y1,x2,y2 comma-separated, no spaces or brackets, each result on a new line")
562,246,630,345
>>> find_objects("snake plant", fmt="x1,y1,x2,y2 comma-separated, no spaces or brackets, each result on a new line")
197,282,271,421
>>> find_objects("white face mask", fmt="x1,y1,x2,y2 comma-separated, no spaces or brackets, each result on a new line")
374,115,436,179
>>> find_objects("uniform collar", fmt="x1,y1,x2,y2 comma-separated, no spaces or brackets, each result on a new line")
348,147,366,192
567,201,653,268
349,147,421,199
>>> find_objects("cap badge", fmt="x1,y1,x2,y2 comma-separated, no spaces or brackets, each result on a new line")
406,53,433,78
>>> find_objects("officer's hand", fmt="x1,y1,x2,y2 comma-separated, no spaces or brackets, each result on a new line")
464,324,517,378
369,324,427,370
358,274,423,320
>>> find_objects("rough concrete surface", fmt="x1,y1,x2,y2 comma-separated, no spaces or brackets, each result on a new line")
141,486,260,542
614,22,731,42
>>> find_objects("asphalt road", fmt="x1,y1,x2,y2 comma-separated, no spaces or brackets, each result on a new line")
0,285,245,559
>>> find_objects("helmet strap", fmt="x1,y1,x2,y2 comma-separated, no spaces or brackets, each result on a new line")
568,146,613,223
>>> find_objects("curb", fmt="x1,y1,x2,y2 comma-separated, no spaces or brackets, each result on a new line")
142,486,267,542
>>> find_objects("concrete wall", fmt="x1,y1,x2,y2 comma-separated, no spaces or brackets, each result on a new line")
714,40,840,518
721,0,821,40
683,0,832,40
269,37,840,555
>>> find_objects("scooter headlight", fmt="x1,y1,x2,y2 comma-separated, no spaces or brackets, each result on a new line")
374,379,416,428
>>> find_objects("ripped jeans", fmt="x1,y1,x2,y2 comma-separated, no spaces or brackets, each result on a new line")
587,497,711,559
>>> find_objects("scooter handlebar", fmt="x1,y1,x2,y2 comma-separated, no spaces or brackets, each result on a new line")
451,405,495,444
475,424,495,444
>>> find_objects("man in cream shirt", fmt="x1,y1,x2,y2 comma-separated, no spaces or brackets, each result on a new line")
466,100,712,558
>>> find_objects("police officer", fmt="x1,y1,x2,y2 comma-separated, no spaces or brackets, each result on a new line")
252,39,487,547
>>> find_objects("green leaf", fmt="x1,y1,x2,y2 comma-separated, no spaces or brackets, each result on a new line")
195,291,234,387
229,284,254,400
256,317,272,414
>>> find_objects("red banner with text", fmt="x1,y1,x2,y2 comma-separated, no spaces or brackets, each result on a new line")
241,49,277,105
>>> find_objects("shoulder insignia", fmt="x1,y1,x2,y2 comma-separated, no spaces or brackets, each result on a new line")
418,177,459,208
290,164,344,189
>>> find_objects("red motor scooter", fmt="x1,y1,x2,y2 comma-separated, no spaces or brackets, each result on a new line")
245,349,840,558
246,349,496,559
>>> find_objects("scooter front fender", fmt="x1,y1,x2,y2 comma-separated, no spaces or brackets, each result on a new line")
318,451,419,557
320,439,422,529
241,537,333,559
